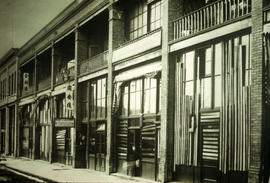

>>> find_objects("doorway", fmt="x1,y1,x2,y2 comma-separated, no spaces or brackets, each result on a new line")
88,122,106,172
174,44,222,182
8,106,15,156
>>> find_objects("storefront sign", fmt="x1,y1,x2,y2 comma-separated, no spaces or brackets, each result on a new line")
55,119,74,127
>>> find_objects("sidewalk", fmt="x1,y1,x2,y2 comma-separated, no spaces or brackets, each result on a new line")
0,157,157,183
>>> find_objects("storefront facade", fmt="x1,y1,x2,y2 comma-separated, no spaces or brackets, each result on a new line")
0,0,269,182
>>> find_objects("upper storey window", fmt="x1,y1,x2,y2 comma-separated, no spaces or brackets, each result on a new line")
127,0,162,40
149,0,162,31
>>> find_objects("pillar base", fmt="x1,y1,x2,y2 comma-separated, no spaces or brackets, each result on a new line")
248,167,261,183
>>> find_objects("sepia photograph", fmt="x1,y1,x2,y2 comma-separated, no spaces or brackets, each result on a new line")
0,0,268,182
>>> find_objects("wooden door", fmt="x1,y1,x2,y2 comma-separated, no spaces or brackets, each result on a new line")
197,45,221,183
141,117,157,180
95,131,105,171
200,112,220,183
55,128,66,164
21,127,29,157
128,129,141,176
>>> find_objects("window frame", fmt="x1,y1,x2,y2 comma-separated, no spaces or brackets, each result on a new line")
85,77,107,156
126,0,162,41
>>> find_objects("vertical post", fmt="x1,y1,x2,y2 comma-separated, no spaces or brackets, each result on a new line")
51,42,55,90
14,104,18,157
249,0,263,182
33,52,38,160
106,1,125,174
0,110,2,154
74,26,79,168
15,56,19,157
74,25,88,168
159,0,183,182
15,56,22,156
5,106,9,155
49,42,55,163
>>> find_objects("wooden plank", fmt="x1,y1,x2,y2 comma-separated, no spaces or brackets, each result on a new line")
200,10,203,31
204,8,206,30
191,14,193,34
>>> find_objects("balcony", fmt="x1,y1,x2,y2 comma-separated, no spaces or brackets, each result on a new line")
55,60,75,86
112,29,162,63
37,77,51,92
79,51,108,76
172,0,251,40
21,86,34,97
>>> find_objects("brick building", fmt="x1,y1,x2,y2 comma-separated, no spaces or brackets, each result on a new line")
0,0,269,182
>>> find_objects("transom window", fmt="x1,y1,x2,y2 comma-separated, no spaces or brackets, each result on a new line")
121,77,161,117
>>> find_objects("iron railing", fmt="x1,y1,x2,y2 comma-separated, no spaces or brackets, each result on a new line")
79,50,108,76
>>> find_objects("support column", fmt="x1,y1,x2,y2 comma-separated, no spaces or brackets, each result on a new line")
159,0,183,182
15,56,19,157
33,53,38,160
74,26,88,168
14,104,18,157
49,42,57,163
106,1,125,174
5,106,9,155
249,0,263,182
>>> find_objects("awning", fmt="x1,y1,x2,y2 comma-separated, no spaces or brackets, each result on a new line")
114,61,161,83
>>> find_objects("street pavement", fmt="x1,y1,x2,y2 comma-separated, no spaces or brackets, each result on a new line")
0,157,157,183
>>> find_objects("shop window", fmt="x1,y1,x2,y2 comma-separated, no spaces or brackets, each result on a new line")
90,82,97,119
241,35,251,87
39,100,51,124
130,79,142,115
56,93,73,119
90,77,107,120
144,78,157,114
121,85,129,116
121,77,160,116
81,83,88,121
97,78,106,118
184,51,195,99
200,47,212,109
158,79,161,113
214,43,222,108
96,124,105,154
89,122,96,154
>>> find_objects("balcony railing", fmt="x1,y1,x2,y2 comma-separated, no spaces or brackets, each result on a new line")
55,60,75,86
173,0,251,40
37,77,51,91
21,86,34,97
79,50,108,76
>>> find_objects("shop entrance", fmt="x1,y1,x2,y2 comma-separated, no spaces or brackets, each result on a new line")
0,109,6,154
55,127,73,165
174,45,222,182
21,126,33,158
115,76,161,181
8,106,15,155
19,105,34,158
88,122,106,172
